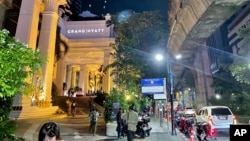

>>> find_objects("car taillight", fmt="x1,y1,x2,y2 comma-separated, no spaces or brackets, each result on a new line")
209,128,216,136
233,115,237,124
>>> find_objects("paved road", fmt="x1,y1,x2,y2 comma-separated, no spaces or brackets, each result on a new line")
13,113,232,141
60,133,180,141
13,114,186,141
213,131,230,141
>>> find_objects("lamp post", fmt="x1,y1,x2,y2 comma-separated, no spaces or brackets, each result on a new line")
155,54,177,135
168,62,176,135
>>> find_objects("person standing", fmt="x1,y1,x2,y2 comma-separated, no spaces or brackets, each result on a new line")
67,88,74,97
66,99,72,116
122,104,138,141
149,106,153,117
88,97,93,108
116,108,123,139
159,106,163,127
71,100,76,117
89,108,99,136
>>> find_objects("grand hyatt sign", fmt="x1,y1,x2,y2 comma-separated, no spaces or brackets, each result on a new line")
67,28,105,34
64,26,111,39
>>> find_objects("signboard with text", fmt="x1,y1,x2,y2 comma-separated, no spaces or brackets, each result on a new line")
141,78,166,95
63,21,112,39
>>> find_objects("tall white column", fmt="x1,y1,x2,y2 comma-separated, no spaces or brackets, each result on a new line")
66,65,72,89
79,65,86,91
71,66,77,88
102,50,111,93
38,0,58,101
12,0,42,108
15,0,41,49
84,67,89,94
55,48,66,96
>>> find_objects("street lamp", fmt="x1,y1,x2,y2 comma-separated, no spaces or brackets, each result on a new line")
155,53,177,135
168,60,176,136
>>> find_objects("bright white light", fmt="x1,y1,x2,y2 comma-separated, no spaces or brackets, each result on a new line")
175,54,182,60
155,54,163,61
215,94,221,99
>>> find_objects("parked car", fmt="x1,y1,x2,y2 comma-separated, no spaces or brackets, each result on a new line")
184,107,196,116
196,106,237,132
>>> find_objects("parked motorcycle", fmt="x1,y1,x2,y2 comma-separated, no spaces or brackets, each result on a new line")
174,113,183,128
196,122,217,141
179,117,195,138
135,115,152,138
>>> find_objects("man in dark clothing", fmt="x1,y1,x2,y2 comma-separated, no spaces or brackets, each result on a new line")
68,88,74,97
71,100,76,117
88,97,93,108
116,108,123,139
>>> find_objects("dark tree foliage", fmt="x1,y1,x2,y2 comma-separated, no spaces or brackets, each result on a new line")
212,67,250,95
104,11,168,121
211,66,250,115
106,11,169,84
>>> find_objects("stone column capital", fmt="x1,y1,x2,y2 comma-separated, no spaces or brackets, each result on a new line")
43,0,66,12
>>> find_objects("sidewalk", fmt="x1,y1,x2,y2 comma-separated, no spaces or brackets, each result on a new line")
14,114,187,141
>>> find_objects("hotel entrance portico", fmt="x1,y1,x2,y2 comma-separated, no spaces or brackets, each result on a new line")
59,39,114,96
55,13,115,96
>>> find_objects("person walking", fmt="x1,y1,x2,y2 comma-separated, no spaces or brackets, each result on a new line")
116,108,123,139
89,108,99,136
122,104,138,141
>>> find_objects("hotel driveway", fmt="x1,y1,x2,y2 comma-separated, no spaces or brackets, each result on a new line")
14,114,187,141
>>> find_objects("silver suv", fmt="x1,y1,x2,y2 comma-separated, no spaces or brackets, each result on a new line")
196,106,237,131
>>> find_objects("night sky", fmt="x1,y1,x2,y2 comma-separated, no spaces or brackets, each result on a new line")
71,0,168,17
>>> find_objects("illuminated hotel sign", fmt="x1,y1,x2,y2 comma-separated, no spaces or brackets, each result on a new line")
63,20,113,39
67,28,105,34
64,25,111,39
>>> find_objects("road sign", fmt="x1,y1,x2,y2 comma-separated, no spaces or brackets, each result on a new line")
141,78,166,94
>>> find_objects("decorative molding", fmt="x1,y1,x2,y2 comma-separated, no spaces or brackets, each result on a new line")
43,0,57,12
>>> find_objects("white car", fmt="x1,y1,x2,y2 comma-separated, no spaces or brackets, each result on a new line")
184,107,196,115
196,106,237,131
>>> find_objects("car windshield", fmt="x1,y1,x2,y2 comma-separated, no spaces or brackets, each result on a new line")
211,108,231,116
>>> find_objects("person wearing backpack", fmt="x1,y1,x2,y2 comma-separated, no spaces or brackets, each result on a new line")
89,108,99,136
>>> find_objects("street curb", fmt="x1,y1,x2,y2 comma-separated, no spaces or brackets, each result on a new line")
163,118,189,141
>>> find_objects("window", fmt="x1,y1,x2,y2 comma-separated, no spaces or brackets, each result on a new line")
198,110,203,115
211,108,232,116
204,109,208,116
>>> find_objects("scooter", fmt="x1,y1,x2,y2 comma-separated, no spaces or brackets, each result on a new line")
179,117,195,137
196,122,217,141
135,115,152,138
174,113,183,129
142,116,152,137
